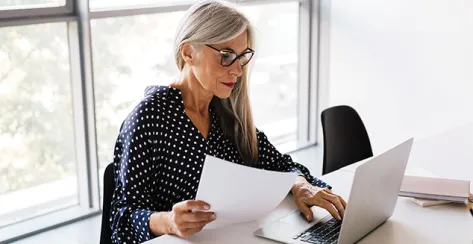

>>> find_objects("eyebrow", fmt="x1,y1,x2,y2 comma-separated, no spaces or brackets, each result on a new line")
221,47,252,55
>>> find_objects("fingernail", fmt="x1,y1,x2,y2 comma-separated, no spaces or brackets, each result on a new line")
306,215,311,221
337,216,342,221
204,205,210,210
211,214,216,219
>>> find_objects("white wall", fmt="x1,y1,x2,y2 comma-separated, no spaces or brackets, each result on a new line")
321,0,473,152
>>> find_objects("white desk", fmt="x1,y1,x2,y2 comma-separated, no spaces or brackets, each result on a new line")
146,124,473,244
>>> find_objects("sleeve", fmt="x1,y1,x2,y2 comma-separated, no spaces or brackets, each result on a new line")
256,129,331,189
110,97,160,244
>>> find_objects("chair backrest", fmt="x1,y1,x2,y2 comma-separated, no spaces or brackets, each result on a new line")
100,163,115,244
321,105,373,175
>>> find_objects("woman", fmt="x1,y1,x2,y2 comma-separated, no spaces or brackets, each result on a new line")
110,0,346,243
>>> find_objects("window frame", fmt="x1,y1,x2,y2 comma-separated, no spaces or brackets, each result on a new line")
0,0,74,19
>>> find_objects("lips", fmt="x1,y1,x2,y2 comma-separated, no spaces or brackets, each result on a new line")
222,82,236,88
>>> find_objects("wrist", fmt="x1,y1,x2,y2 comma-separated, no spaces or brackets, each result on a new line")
291,176,308,193
150,211,172,236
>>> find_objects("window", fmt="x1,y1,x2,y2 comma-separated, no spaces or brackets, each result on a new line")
91,11,185,169
0,23,78,227
0,0,319,242
90,0,189,11
0,0,65,10
244,2,299,143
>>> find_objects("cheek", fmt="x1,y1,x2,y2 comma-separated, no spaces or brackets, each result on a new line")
199,64,227,87
192,54,229,92
191,65,211,87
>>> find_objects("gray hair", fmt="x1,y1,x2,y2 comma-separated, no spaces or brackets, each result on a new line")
174,0,258,164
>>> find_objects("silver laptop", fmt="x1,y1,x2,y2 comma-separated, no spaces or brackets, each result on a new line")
254,138,414,244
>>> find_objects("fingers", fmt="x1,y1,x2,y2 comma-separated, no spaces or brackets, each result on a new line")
296,200,313,222
319,199,341,220
297,185,347,221
339,195,347,208
170,212,215,238
171,217,212,238
182,220,212,230
170,200,217,238
323,188,347,208
323,193,345,218
174,200,211,212
182,211,216,223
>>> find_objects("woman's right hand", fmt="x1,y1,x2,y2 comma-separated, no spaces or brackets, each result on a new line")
165,200,216,238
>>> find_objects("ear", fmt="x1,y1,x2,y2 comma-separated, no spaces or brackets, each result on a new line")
181,42,195,66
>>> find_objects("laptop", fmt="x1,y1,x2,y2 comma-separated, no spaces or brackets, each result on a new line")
254,138,414,244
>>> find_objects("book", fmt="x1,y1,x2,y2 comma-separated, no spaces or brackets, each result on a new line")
399,175,470,202
410,193,473,207
410,198,453,207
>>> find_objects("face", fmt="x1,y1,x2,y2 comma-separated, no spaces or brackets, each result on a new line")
185,31,252,99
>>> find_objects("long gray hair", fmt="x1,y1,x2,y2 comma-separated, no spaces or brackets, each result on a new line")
174,0,258,164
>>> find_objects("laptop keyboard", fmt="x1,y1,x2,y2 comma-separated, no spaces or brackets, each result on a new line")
292,218,342,244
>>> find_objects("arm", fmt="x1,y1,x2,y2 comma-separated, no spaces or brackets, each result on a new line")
110,97,161,243
255,129,331,189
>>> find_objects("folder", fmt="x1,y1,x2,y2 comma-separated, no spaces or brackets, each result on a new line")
399,175,470,202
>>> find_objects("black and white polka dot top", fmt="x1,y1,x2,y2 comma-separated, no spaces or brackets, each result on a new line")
110,85,330,244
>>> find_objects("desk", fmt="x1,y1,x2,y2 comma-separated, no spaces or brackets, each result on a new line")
146,124,473,244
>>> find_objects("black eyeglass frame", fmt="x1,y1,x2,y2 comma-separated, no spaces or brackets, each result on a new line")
205,44,255,67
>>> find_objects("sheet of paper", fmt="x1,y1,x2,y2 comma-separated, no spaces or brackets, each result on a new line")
195,155,298,229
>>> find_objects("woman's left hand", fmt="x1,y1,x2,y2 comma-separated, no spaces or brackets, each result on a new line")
291,182,347,222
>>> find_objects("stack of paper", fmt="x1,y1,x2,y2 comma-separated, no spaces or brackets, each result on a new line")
399,175,470,203
195,155,298,229
409,198,453,207
402,168,469,207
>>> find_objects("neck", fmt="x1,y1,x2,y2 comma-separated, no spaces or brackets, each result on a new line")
171,68,213,116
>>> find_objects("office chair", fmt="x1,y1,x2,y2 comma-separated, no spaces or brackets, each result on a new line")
321,105,373,175
100,162,115,244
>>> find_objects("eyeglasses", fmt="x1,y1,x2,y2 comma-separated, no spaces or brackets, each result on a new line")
205,44,255,67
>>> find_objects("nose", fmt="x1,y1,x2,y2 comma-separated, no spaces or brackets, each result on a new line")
229,59,243,77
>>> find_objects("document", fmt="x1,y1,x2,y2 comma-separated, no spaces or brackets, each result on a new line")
195,155,298,229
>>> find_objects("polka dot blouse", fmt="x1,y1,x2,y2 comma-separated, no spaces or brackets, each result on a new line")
110,85,330,244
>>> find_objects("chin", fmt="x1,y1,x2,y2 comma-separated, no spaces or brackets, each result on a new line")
214,90,232,99
214,93,231,99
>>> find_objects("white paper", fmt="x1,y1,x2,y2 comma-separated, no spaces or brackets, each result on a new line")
195,155,298,229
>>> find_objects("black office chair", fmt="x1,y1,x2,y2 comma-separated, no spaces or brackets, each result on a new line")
321,105,373,175
100,162,115,244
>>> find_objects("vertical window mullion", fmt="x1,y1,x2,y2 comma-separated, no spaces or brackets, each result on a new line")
68,20,90,210
308,0,319,144
74,0,101,209
297,0,312,145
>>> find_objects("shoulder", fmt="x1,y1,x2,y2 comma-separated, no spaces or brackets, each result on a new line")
255,128,272,150
144,85,184,113
127,85,181,118
144,85,175,101
255,128,267,139
121,85,178,132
